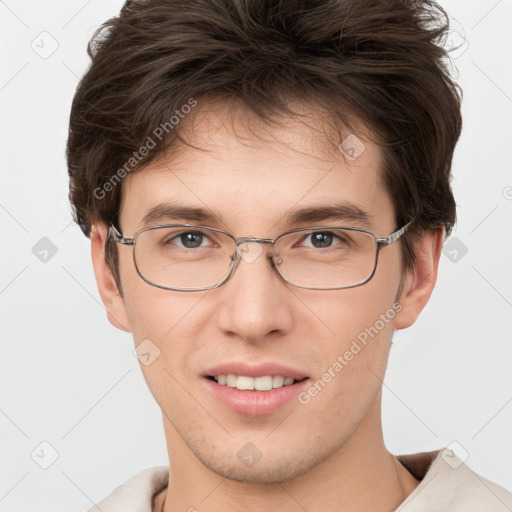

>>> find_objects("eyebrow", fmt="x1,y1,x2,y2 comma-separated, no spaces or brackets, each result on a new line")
283,202,374,228
141,203,222,226
140,201,374,229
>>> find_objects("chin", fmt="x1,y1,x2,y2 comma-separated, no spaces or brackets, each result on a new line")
192,441,335,484
205,458,312,484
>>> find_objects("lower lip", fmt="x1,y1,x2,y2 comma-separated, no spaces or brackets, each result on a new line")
204,378,309,416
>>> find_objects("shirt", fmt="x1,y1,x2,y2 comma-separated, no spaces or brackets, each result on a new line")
89,448,512,511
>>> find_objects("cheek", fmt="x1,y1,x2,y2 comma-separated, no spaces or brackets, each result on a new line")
297,260,401,407
297,312,395,434
318,289,397,380
120,248,209,339
311,278,400,347
122,284,211,411
120,271,209,378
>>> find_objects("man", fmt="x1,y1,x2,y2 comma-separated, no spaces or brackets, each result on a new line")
66,0,512,510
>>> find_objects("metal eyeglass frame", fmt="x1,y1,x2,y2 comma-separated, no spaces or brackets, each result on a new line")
108,219,414,292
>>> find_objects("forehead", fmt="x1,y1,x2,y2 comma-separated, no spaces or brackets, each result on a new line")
120,99,394,234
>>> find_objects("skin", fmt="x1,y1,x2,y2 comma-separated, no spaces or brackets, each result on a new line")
91,100,443,512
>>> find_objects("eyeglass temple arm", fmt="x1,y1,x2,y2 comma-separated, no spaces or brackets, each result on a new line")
376,219,414,247
107,225,135,246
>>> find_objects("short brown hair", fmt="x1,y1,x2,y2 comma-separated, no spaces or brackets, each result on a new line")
67,0,462,281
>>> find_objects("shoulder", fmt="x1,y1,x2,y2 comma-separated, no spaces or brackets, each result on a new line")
87,466,169,512
396,449,512,512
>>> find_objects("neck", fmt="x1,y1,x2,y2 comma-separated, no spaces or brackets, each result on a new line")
155,397,420,512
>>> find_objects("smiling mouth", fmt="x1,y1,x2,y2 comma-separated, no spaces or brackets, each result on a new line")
208,374,307,391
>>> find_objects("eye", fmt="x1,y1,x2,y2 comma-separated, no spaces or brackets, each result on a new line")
300,231,348,249
167,231,211,249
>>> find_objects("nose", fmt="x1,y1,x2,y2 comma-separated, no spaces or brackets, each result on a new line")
216,241,293,343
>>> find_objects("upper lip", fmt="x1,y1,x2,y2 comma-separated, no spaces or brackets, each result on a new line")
204,362,308,380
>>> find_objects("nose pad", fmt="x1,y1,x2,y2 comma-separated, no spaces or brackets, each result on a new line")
235,241,265,265
272,254,283,267
268,245,283,267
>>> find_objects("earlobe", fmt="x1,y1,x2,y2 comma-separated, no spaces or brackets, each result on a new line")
394,227,444,330
90,224,131,333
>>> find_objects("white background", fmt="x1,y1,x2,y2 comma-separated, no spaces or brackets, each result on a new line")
1,1,511,510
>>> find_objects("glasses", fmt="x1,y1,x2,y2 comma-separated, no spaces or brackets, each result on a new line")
108,220,413,292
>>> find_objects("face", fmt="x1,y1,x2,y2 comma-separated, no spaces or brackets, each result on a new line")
97,101,416,483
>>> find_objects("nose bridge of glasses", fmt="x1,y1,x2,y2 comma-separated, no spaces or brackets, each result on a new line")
232,237,277,266
235,236,274,245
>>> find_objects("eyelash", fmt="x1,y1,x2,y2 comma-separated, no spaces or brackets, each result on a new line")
164,229,350,250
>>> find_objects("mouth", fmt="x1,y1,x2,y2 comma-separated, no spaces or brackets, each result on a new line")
203,363,310,415
207,374,307,391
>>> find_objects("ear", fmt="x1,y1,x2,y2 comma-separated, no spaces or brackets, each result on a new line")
90,224,131,333
394,227,444,330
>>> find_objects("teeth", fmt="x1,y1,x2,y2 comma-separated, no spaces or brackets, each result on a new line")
255,376,273,391
226,374,238,387
237,375,255,390
213,374,298,391
272,375,284,388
